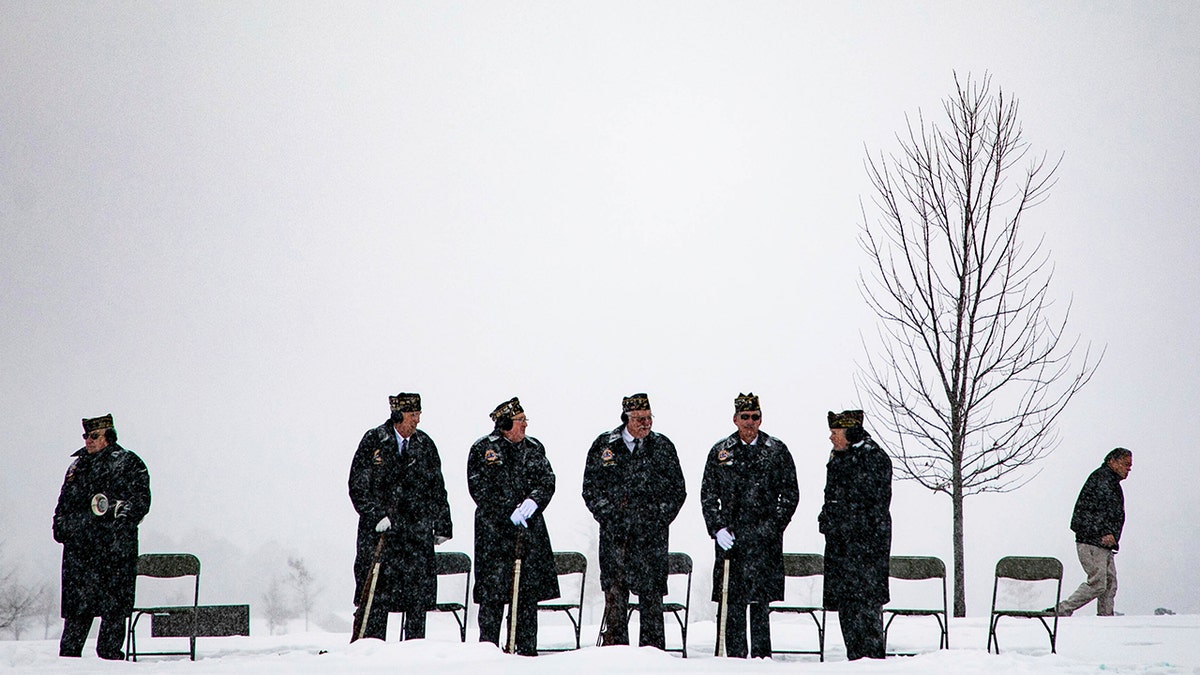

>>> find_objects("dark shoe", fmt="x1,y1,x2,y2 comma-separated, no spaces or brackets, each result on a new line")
1046,606,1072,617
97,650,125,661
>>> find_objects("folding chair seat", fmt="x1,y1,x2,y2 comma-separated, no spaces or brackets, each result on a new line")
884,555,949,653
537,551,587,652
768,553,826,661
126,553,201,661
987,556,1063,654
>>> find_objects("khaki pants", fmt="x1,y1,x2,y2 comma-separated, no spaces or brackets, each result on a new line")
1058,542,1118,616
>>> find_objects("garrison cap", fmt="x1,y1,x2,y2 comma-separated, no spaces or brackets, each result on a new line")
82,414,114,433
827,410,864,429
622,393,651,413
735,393,760,412
490,397,524,422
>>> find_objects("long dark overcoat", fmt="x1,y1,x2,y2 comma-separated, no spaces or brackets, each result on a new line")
701,432,799,603
467,433,560,604
349,423,453,612
818,434,892,609
52,443,151,618
1070,463,1126,550
582,427,686,597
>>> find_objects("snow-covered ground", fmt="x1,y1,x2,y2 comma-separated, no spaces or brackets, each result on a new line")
3,613,1197,674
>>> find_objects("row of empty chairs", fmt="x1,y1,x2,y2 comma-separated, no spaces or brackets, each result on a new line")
126,550,1064,660
425,551,951,658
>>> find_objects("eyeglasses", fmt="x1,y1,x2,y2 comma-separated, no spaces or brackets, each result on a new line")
738,413,761,421
512,416,530,423
627,414,653,423
82,431,103,440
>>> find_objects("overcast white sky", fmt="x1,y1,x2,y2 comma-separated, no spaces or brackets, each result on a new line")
3,2,1198,621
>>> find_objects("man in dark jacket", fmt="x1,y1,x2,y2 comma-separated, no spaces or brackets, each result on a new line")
348,392,452,641
583,393,686,650
53,414,151,660
1054,447,1133,617
467,397,560,655
702,393,799,658
818,409,891,661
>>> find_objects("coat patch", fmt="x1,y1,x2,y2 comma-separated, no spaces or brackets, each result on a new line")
484,448,503,465
601,447,616,465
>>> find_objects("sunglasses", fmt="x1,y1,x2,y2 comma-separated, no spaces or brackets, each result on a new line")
738,413,761,421
82,431,104,440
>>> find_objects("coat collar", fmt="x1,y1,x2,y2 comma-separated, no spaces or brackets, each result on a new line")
718,431,776,451
72,443,119,459
484,432,540,450
609,426,657,450
378,422,426,452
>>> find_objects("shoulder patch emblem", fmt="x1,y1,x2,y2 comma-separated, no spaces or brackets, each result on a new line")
372,448,383,465
485,448,503,465
601,447,616,464
718,447,734,464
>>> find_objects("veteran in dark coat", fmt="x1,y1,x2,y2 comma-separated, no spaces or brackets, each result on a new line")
53,414,151,660
1055,447,1132,616
348,393,453,641
467,397,560,655
583,393,687,650
702,393,799,658
818,409,892,661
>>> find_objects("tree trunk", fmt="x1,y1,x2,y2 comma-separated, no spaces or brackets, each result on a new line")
952,483,966,617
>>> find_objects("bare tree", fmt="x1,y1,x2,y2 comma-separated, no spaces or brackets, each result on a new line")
0,571,45,640
260,576,297,635
36,580,59,639
856,72,1102,616
286,557,321,632
0,544,44,639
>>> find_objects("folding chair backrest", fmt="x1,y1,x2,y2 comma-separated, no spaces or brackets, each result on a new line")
138,553,201,579
667,552,692,575
889,555,945,581
996,556,1062,582
554,551,587,576
782,553,823,578
436,551,472,576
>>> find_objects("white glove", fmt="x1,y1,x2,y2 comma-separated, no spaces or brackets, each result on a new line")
375,516,392,533
510,498,538,528
716,528,735,551
435,535,450,546
516,498,538,519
